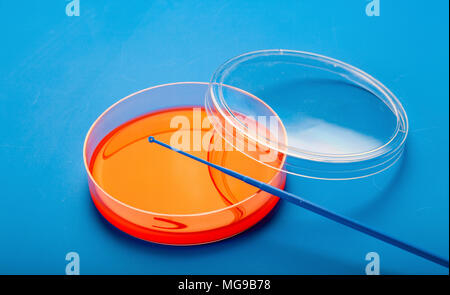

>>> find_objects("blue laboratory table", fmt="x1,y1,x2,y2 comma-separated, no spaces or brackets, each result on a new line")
0,1,448,274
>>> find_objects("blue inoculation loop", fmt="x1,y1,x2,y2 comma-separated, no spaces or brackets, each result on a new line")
148,137,449,269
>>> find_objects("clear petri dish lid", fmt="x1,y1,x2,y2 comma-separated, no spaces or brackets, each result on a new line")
206,50,409,180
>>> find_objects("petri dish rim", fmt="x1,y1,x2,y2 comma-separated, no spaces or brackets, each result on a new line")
209,49,409,164
83,82,286,218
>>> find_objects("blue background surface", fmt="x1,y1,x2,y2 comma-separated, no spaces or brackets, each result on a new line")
0,0,448,274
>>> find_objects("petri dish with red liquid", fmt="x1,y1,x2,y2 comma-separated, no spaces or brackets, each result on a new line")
84,82,287,245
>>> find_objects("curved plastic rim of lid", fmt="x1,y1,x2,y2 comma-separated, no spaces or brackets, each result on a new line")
208,49,409,168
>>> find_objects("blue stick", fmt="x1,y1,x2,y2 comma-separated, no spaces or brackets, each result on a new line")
148,136,449,268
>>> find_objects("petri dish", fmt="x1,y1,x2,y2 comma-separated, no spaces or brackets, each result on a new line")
84,50,409,244
84,82,286,245
206,50,408,212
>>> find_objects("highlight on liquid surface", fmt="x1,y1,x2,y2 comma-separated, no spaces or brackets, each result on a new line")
90,107,284,215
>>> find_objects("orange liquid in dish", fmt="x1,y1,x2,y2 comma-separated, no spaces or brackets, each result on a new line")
90,107,284,215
